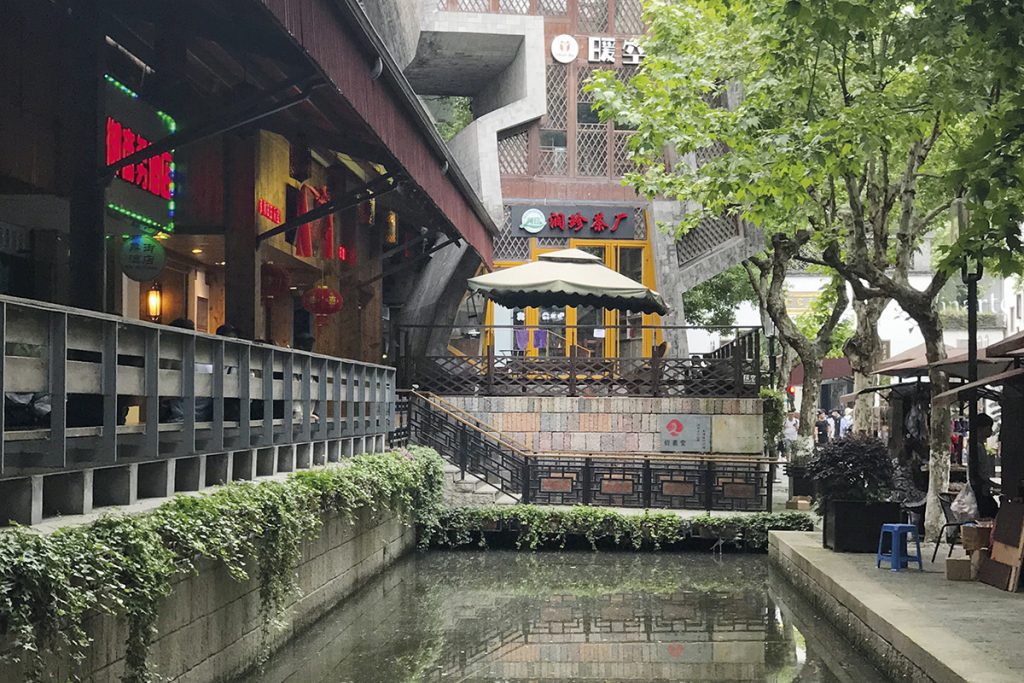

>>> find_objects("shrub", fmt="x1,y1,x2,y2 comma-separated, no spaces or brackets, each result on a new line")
805,434,894,513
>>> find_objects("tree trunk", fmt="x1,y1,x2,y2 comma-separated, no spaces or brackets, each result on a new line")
846,298,887,434
918,314,950,542
797,353,823,438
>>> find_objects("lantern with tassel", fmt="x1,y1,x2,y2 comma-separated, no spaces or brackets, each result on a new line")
302,284,344,329
385,210,398,245
357,198,376,225
260,263,291,301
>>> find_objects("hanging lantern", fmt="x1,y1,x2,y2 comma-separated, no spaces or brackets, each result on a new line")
260,263,291,301
357,198,376,225
121,234,166,282
146,283,163,322
385,210,398,244
302,284,344,329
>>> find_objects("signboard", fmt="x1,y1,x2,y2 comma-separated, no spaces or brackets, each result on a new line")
121,234,167,282
657,415,711,453
103,75,176,234
550,34,579,64
586,37,645,65
508,204,638,240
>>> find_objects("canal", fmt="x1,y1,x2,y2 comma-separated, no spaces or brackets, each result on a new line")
250,552,886,682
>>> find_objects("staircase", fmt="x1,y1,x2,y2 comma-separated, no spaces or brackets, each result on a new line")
442,462,518,506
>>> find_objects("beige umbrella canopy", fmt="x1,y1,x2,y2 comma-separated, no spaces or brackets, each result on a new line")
468,248,669,315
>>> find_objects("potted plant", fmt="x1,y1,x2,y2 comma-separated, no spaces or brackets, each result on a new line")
806,434,900,552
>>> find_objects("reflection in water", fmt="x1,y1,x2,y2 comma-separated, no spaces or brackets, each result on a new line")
251,552,885,683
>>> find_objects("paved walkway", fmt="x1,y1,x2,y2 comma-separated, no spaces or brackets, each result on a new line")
772,531,1024,683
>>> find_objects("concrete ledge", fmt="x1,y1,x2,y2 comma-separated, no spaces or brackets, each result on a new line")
769,531,1024,683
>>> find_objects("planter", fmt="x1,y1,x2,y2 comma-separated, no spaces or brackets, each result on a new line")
785,464,815,498
823,500,901,552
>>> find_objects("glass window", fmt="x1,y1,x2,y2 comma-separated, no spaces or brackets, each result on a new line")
576,102,601,125
540,130,567,148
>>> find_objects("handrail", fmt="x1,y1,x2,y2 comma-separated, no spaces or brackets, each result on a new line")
406,390,533,457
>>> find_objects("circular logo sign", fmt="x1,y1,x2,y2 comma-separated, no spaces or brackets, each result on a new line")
121,234,167,282
520,208,547,234
550,34,579,64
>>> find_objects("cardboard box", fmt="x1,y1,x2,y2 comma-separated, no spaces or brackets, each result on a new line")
786,497,812,511
962,525,992,552
946,556,973,581
971,548,991,580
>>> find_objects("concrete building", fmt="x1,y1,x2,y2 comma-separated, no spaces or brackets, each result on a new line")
362,0,761,358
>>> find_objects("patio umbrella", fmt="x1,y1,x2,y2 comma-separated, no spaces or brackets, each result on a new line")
467,248,669,315
928,347,1015,381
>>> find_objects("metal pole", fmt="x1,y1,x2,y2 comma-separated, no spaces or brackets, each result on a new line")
964,259,984,497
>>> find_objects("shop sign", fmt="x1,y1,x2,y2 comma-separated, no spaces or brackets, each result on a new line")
104,75,176,234
121,234,167,282
508,204,638,240
257,198,282,223
657,415,711,453
550,34,579,64
587,37,645,65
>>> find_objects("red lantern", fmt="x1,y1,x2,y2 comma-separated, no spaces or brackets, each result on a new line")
260,263,290,300
302,284,344,329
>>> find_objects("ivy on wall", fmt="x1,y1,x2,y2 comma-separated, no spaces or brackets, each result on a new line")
425,505,814,553
0,447,445,683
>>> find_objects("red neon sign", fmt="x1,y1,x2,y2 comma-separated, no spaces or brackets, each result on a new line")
105,117,172,200
257,198,282,223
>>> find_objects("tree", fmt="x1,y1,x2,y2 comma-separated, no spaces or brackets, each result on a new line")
681,265,756,327
587,0,1014,538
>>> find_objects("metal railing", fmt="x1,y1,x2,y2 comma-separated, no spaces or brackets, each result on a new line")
401,325,761,398
0,294,395,480
407,391,773,511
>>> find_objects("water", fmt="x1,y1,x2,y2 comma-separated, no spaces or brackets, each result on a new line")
252,551,886,682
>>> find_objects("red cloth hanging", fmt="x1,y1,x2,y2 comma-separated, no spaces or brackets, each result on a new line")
313,186,334,260
294,185,314,258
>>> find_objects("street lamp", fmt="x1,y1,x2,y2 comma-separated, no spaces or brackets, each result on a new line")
763,316,778,390
952,198,984,496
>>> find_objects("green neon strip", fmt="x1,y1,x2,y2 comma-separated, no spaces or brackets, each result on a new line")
106,202,174,234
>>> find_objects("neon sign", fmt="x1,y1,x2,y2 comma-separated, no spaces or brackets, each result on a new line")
105,118,173,200
257,198,282,223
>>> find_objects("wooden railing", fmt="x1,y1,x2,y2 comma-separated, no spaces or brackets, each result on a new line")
0,294,395,481
406,391,773,511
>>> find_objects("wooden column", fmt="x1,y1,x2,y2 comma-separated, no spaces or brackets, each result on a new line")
224,135,261,339
66,0,105,311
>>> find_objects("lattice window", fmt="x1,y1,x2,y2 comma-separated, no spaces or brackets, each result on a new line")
538,145,568,176
497,129,529,175
494,206,531,260
499,0,529,13
613,130,637,177
694,140,729,168
675,215,742,265
455,0,490,11
578,0,608,32
633,206,647,240
538,0,567,16
615,0,645,34
544,64,568,129
577,124,608,177
577,65,600,102
537,235,570,248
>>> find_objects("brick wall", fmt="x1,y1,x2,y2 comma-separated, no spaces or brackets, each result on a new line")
0,507,415,682
443,396,763,454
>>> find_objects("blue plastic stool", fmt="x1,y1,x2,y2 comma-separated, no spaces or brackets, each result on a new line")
876,523,923,571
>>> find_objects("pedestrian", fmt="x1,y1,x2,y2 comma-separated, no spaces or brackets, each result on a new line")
840,407,853,438
782,412,799,458
830,409,842,441
815,411,830,446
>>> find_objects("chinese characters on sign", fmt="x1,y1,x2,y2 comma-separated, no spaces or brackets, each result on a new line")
511,205,638,240
586,37,646,66
257,198,282,223
105,118,173,200
656,415,712,453
121,234,167,282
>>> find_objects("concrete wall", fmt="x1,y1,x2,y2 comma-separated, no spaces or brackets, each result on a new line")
442,396,763,454
0,507,415,682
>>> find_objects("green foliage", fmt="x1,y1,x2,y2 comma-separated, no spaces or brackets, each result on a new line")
760,387,785,444
425,505,813,553
794,283,853,359
682,265,757,327
0,448,445,682
805,435,894,513
939,309,1003,330
428,96,474,142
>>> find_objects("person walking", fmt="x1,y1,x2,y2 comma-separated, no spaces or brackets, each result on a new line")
782,412,799,458
840,407,853,438
815,411,830,447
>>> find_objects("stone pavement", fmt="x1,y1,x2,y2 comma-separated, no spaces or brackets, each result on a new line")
771,530,1024,683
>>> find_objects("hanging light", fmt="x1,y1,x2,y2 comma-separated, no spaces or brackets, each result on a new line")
357,198,376,225
302,284,344,329
147,283,163,322
385,210,398,244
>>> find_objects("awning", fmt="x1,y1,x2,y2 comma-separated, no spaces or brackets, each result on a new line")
789,358,852,385
988,329,1024,358
933,368,1024,404
467,249,669,315
928,348,1015,380
874,344,958,377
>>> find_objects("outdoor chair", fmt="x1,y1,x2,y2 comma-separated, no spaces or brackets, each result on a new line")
932,491,974,562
